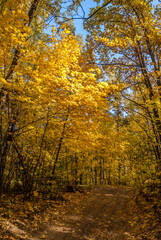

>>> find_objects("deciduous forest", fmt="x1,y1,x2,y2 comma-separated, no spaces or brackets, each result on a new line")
0,0,161,239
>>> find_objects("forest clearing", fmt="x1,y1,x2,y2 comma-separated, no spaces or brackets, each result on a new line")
0,0,161,239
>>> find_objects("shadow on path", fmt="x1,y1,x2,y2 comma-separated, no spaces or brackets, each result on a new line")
32,186,137,240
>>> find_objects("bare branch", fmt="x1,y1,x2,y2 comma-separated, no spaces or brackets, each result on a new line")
86,0,113,20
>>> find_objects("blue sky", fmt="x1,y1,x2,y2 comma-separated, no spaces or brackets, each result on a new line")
74,0,160,40
74,0,97,36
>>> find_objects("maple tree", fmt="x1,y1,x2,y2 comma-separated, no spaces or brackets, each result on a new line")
0,0,122,197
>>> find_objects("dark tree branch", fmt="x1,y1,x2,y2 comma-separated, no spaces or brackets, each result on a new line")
121,82,145,91
78,0,85,18
27,0,40,26
5,0,40,82
86,0,113,20
121,91,148,110
92,62,140,68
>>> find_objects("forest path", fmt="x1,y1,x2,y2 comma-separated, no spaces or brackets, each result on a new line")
31,185,160,240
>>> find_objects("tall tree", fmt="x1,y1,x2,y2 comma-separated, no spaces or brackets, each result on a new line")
84,0,161,170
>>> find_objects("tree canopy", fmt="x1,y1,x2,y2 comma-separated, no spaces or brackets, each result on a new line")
0,0,161,209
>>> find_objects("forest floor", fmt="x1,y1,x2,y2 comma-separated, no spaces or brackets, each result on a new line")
0,185,161,240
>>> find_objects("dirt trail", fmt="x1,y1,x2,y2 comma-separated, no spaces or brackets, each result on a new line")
30,185,160,240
